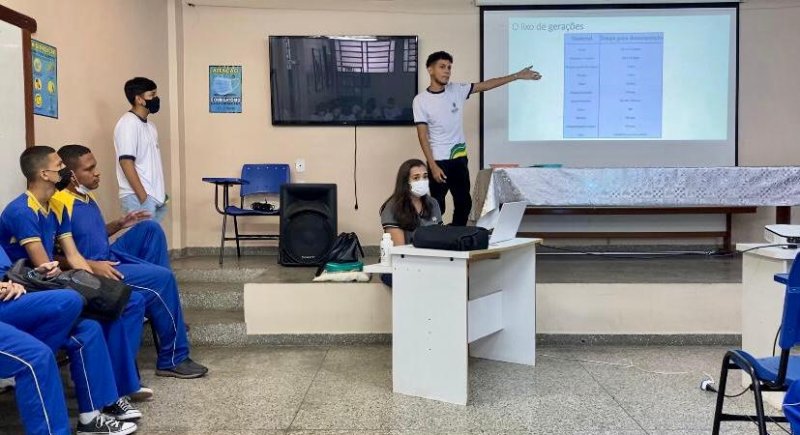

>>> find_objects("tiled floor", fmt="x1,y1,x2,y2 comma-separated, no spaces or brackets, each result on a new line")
0,344,786,434
0,253,757,433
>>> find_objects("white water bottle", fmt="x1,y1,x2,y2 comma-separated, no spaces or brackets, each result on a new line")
380,233,393,266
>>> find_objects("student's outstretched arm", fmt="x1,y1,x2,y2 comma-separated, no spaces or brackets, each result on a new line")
105,210,150,237
472,66,541,94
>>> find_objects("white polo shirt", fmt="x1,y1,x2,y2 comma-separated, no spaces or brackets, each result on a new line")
412,82,473,161
114,112,166,204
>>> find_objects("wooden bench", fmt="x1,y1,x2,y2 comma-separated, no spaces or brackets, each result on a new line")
517,206,759,252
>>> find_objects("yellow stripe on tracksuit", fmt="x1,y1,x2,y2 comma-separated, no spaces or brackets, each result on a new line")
449,143,467,160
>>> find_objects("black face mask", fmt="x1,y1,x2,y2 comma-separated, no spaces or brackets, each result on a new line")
144,96,160,114
54,168,72,191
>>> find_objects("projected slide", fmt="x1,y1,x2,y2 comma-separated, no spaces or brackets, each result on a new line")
483,7,736,167
502,12,732,143
563,33,663,139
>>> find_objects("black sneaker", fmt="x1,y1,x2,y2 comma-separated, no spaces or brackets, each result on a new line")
102,397,142,421
184,358,208,373
155,358,208,379
76,414,137,435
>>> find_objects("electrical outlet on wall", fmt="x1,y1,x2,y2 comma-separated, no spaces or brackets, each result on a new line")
295,158,305,173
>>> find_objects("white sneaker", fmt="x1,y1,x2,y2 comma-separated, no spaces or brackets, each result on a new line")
128,385,153,402
0,377,15,393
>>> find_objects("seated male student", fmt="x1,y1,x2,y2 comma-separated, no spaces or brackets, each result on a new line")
0,146,147,419
55,144,207,379
0,259,138,434
1,320,76,435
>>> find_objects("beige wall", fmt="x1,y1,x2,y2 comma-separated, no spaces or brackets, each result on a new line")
1,0,173,237
6,0,800,249
243,282,741,335
738,0,800,167
0,19,27,208
181,4,479,248
181,0,800,249
733,0,800,243
245,283,392,334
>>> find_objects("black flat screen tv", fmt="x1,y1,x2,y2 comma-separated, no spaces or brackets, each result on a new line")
269,35,418,126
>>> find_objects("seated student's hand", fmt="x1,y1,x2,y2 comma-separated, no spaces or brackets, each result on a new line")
34,261,61,278
88,260,124,281
0,281,26,302
118,210,151,229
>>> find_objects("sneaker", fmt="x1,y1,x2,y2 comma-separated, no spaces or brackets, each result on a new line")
76,414,137,435
0,377,14,394
184,358,208,373
127,385,153,402
102,397,142,421
155,358,208,379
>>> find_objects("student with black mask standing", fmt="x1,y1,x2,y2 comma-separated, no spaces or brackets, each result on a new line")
412,51,541,225
115,77,167,222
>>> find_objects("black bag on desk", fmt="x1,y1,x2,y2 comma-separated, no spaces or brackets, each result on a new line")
5,259,132,322
412,225,490,251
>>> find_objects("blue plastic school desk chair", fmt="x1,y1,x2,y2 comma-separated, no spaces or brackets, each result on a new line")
203,163,290,264
712,251,800,434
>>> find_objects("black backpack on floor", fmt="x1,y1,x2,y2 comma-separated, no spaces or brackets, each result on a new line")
315,232,365,276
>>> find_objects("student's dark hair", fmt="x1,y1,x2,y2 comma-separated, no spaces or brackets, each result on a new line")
426,51,453,68
379,159,432,231
58,144,92,171
20,146,56,182
124,77,157,104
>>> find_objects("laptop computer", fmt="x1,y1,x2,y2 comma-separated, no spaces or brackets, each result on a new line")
476,201,527,245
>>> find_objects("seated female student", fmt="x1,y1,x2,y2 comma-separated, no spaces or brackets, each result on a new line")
379,159,443,286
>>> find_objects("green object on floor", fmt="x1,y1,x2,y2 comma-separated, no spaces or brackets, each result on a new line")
324,261,364,273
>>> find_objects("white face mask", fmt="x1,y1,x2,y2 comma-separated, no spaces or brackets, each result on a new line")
75,183,91,196
71,173,91,195
409,179,429,197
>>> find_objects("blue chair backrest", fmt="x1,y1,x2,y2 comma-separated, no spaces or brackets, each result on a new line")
240,164,290,197
779,252,800,350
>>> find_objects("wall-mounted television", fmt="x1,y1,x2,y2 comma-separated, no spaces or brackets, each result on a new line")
269,35,418,126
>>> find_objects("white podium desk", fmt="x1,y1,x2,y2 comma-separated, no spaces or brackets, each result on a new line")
737,243,799,408
390,238,541,405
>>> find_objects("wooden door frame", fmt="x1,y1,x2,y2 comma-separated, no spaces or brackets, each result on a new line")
0,4,37,147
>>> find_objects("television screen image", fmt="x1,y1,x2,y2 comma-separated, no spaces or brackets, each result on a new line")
269,35,418,126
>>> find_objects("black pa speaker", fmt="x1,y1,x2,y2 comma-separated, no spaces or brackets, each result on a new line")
279,183,337,266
